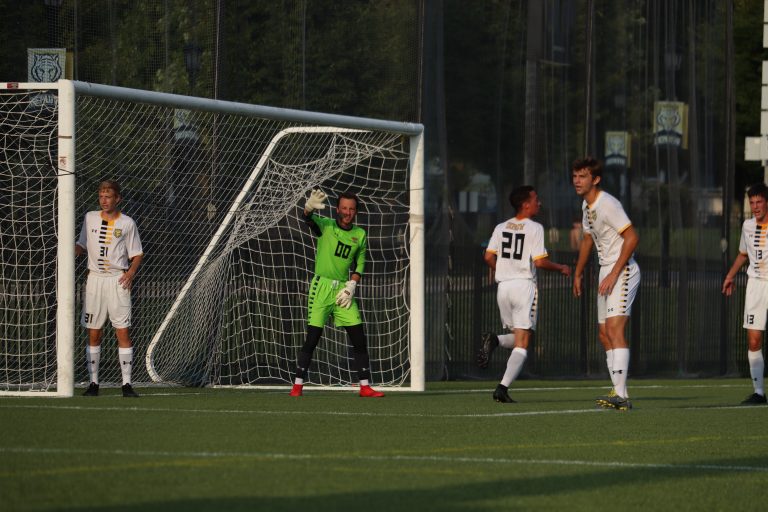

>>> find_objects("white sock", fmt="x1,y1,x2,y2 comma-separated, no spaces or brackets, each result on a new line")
86,345,101,384
605,349,616,387
294,378,304,385
747,350,765,396
359,379,369,387
500,347,527,387
498,334,515,349
612,348,630,398
118,347,133,385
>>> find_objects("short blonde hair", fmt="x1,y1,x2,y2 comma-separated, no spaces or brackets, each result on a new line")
98,180,122,197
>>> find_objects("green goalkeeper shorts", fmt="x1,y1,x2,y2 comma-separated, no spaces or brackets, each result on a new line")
307,275,362,328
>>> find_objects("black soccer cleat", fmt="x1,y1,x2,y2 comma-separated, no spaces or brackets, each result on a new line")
741,392,767,405
122,383,140,398
477,332,499,369
82,382,99,397
493,384,516,403
595,388,618,409
596,394,632,411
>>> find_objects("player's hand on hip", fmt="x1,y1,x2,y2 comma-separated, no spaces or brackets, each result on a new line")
598,273,618,296
305,189,327,214
335,280,357,308
119,272,134,289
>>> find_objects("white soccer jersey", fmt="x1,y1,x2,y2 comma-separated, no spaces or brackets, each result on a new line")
486,217,547,282
738,217,768,280
582,191,634,267
76,211,143,275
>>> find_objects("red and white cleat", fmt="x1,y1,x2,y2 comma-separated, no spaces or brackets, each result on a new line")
359,385,384,398
289,383,303,397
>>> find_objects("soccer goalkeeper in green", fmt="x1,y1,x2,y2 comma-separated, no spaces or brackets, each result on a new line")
290,189,384,398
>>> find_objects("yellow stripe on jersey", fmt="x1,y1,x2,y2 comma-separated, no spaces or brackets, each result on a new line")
754,225,765,277
617,223,632,234
97,218,115,272
98,219,114,244
532,253,549,261
755,224,767,248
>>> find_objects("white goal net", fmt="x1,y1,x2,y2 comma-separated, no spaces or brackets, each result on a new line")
0,80,424,396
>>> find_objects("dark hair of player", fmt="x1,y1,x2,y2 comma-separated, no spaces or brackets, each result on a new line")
747,182,768,201
508,185,535,213
571,156,603,180
338,191,360,208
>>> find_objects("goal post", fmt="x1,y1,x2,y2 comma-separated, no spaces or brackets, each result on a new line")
0,81,76,396
56,80,76,397
0,79,424,396
408,132,425,393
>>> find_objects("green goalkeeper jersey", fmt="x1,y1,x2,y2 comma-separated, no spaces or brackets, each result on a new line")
307,214,367,281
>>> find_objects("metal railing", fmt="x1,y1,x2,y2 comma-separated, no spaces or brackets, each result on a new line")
427,246,749,381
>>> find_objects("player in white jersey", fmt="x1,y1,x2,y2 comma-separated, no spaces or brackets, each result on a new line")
572,157,640,411
75,180,144,398
722,182,768,405
479,186,571,403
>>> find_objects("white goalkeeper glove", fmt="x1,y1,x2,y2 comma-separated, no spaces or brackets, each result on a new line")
335,280,357,309
304,189,327,214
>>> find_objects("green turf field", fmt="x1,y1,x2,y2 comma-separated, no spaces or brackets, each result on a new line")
2,379,766,511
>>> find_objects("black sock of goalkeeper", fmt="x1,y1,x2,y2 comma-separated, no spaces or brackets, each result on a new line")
295,326,323,382
345,324,371,383
295,351,312,382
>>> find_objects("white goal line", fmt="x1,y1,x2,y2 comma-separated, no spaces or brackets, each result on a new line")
2,446,766,474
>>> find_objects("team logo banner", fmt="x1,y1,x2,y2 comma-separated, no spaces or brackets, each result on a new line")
605,131,631,168
27,48,68,113
28,48,66,83
654,101,688,148
173,109,200,143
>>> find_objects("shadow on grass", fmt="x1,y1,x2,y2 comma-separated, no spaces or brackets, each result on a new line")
58,456,767,512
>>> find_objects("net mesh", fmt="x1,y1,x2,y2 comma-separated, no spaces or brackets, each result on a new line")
0,86,415,391
0,89,59,392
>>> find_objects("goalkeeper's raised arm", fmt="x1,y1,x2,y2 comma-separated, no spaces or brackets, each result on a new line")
304,188,327,216
290,190,383,399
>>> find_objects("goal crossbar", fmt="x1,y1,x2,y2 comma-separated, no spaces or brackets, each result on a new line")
0,80,425,396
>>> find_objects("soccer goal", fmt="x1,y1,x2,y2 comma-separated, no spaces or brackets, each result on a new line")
0,80,424,397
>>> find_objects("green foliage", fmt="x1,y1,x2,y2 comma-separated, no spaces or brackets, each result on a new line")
443,1,526,175
219,0,420,120
0,0,45,81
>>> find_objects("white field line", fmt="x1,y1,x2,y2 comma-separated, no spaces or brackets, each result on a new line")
0,401,764,418
0,383,748,397
1,446,766,473
207,383,754,393
0,383,757,418
436,383,749,393
0,403,605,418
163,383,752,393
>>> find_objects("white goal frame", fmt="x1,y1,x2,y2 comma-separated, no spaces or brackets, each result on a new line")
0,79,425,396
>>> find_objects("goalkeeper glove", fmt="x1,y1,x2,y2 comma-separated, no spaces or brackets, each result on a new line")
335,280,357,308
305,189,327,214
